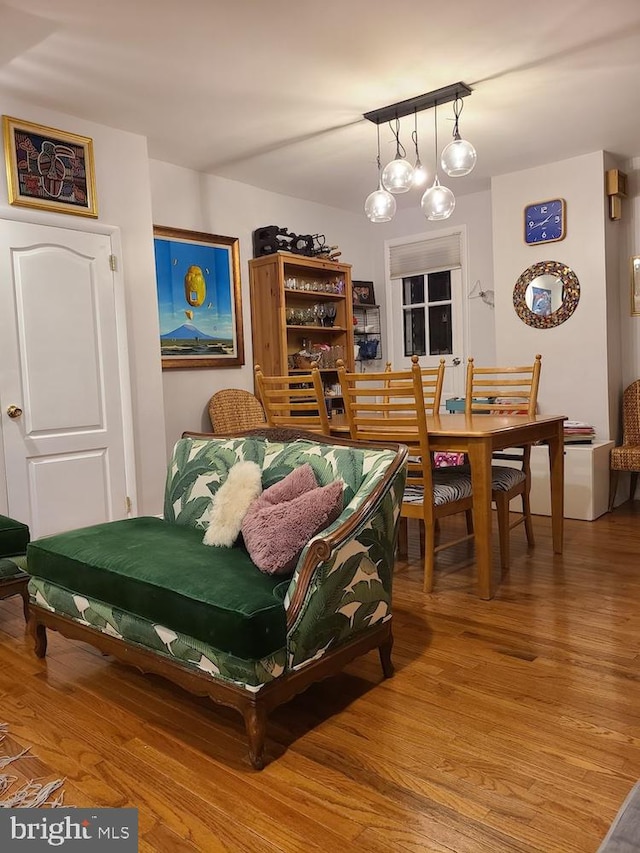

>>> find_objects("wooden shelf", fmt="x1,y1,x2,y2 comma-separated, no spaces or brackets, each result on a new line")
249,253,355,383
284,288,344,300
286,324,347,332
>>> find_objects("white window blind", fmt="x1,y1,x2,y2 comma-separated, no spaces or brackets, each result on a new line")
389,232,462,279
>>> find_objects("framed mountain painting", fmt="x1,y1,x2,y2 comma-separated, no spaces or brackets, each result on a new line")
153,226,245,369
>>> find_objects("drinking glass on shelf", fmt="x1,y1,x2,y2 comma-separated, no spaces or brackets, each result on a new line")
286,307,295,325
314,304,326,326
325,304,337,326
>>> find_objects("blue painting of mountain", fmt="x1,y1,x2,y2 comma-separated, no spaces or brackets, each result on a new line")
161,322,216,340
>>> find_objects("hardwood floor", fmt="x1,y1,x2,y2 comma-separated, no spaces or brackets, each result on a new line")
2,504,640,851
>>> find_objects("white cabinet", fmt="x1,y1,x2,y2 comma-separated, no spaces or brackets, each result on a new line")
500,441,613,521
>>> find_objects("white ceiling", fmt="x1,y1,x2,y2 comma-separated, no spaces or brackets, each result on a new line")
2,0,640,213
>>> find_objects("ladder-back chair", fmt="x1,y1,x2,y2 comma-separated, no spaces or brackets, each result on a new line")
338,356,474,592
383,358,446,416
254,364,330,435
465,354,542,571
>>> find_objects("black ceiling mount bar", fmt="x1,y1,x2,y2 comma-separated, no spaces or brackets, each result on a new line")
363,82,472,125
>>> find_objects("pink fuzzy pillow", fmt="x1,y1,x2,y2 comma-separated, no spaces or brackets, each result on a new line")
260,463,318,506
242,479,343,575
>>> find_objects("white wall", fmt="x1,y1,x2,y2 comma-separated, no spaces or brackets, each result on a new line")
0,98,167,515
492,151,621,440
368,189,496,372
150,160,372,451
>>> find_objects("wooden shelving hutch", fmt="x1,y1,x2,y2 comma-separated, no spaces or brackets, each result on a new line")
249,252,355,410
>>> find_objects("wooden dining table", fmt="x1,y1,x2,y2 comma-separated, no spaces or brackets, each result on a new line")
330,412,566,599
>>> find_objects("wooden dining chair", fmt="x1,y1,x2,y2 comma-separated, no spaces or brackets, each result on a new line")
465,354,542,571
254,364,331,434
338,356,474,592
383,358,446,415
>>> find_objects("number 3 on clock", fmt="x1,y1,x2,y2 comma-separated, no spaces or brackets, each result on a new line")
524,198,566,245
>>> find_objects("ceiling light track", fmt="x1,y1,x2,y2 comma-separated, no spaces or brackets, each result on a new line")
363,82,472,126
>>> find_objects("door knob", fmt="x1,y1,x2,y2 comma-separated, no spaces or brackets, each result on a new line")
7,405,23,419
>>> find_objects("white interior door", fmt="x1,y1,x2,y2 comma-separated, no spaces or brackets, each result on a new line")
0,220,132,538
389,267,465,404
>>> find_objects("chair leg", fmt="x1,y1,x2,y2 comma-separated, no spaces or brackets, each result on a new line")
609,469,619,511
631,472,639,503
423,521,436,593
378,632,394,678
20,587,30,624
242,701,267,770
465,509,474,535
397,517,408,557
522,490,535,547
495,492,511,573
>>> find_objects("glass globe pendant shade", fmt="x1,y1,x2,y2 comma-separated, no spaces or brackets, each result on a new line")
412,158,429,187
421,176,456,221
381,157,414,193
441,135,477,177
364,184,397,222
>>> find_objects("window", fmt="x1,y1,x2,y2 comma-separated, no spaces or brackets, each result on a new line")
402,270,453,356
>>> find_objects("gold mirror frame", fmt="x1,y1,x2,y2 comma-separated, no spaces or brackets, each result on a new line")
513,260,580,329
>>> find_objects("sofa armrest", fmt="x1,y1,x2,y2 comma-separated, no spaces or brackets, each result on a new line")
284,444,407,668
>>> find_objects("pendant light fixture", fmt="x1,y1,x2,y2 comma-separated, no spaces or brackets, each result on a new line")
411,109,428,188
364,122,396,222
381,117,414,193
441,95,477,177
420,102,455,221
362,82,472,223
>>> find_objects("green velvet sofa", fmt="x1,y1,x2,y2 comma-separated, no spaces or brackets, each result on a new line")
0,514,30,621
26,428,407,768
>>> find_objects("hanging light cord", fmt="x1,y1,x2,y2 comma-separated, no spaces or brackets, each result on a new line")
452,96,464,140
411,109,420,159
433,102,439,173
389,117,407,159
376,123,382,175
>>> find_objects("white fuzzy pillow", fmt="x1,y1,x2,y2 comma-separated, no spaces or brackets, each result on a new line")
202,461,263,547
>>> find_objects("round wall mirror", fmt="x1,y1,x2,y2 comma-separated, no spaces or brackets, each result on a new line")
513,260,580,328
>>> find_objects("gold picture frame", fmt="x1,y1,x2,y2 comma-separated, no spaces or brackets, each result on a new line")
2,115,98,217
631,256,640,317
154,226,245,369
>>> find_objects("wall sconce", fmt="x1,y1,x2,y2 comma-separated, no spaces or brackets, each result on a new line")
363,82,474,223
606,168,627,221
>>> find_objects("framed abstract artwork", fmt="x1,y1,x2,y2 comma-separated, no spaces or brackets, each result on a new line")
352,280,376,305
153,225,245,369
2,115,97,217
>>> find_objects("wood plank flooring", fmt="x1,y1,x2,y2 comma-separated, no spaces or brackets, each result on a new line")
2,504,640,852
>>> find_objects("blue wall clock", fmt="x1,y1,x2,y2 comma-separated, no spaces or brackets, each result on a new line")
524,198,566,245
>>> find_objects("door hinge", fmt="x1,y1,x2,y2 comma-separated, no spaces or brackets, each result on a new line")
109,254,118,272
125,496,132,514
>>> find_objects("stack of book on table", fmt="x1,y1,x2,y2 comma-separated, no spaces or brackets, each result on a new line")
563,421,596,444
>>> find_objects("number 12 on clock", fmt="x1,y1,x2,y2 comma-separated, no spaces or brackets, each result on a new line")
524,198,566,245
